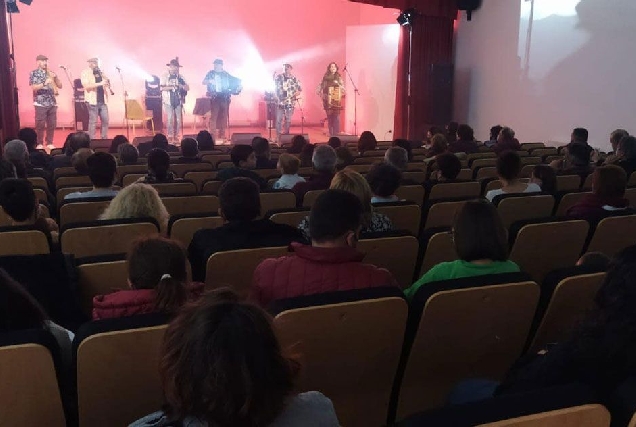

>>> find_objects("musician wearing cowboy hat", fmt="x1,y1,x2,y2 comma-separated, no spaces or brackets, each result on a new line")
161,58,190,143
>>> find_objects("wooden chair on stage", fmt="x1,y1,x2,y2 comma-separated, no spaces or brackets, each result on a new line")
125,99,154,137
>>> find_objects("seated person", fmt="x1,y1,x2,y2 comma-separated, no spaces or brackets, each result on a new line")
601,129,629,165
196,130,215,151
108,134,129,154
71,148,94,175
0,178,59,244
138,148,179,184
404,199,520,300
486,151,541,202
448,124,479,154
425,133,449,159
52,131,90,169
430,152,462,182
393,139,413,161
335,146,355,170
566,165,630,223
357,130,378,155
299,169,393,239
4,139,52,188
100,183,170,233
273,153,305,190
426,126,444,144
328,136,341,149
64,152,119,200
250,189,398,307
366,162,402,203
188,178,305,282
252,136,277,169
529,164,557,194
550,142,594,183
117,142,139,166
570,127,593,154
18,127,51,170
385,146,409,171
292,144,337,206
286,134,308,154
130,289,339,427
614,136,636,178
446,121,459,143
138,133,179,157
492,126,521,154
216,144,267,190
484,124,503,148
177,137,202,163
299,143,316,168
92,236,203,320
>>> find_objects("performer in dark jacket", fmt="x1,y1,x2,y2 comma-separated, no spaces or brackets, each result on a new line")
202,59,242,140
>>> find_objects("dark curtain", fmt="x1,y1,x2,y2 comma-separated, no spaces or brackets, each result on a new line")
350,0,457,139
0,1,19,142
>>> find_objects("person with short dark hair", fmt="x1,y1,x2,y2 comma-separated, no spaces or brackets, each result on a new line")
252,136,277,169
93,236,203,320
250,189,398,307
130,289,339,427
117,142,139,165
286,134,307,154
530,164,557,194
393,139,413,161
335,146,355,170
139,148,178,183
576,252,611,270
485,125,503,148
432,152,462,181
292,144,337,205
18,127,51,169
367,163,402,203
486,151,541,201
109,134,129,154
572,127,589,144
404,199,520,300
567,165,631,222
614,136,636,177
551,142,594,183
449,124,479,154
64,152,118,200
492,126,521,154
216,144,267,190
426,126,444,143
188,178,304,282
53,131,90,169
299,143,316,168
178,137,201,163
446,121,459,143
384,146,409,171
327,136,341,149
138,133,179,157
357,130,378,154
196,130,215,151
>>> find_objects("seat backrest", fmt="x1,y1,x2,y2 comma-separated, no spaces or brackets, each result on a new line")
467,152,497,163
358,235,419,289
75,321,167,427
555,191,592,217
476,167,499,181
302,189,326,208
587,215,636,256
373,203,421,236
471,158,497,171
456,168,472,181
59,199,113,228
625,187,636,209
168,215,224,248
485,179,503,194
201,154,231,167
529,272,606,353
268,210,309,228
57,186,93,206
152,181,198,195
429,182,481,201
346,164,373,174
419,231,456,277
510,220,589,283
395,281,540,418
557,175,582,192
254,168,280,179
259,192,296,218
0,341,66,426
116,164,147,177
170,162,214,178
582,174,594,190
56,175,92,188
395,185,426,206
401,171,427,184
77,260,128,317
201,180,223,194
478,404,610,427
0,229,50,255
122,173,145,187
520,156,542,165
161,195,219,217
53,166,77,180
424,200,468,230
27,176,49,191
61,220,159,258
496,195,555,229
183,171,217,191
125,99,146,119
206,246,290,297
275,297,408,427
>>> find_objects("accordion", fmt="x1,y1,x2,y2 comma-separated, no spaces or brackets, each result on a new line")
206,72,242,97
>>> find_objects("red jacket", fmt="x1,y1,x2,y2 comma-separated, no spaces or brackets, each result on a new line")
250,242,398,307
92,282,205,320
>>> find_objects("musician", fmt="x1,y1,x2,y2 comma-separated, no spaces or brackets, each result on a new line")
161,59,190,143
317,62,345,136
81,57,110,139
274,63,302,141
202,59,242,140
28,54,62,149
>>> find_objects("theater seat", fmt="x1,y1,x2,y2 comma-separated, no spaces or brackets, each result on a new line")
170,162,214,177
259,191,296,218
358,232,419,289
428,182,481,201
493,194,555,229
0,226,51,255
373,201,421,236
168,214,224,248
183,171,217,191
586,214,636,257
267,207,311,228
302,189,326,208
76,257,128,317
395,185,426,207
201,180,223,194
58,197,114,228
422,198,470,230
151,181,198,195
161,194,219,217
554,191,592,217
418,229,456,278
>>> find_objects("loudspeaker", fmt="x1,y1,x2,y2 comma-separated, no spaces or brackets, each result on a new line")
279,134,310,145
90,139,112,152
457,0,482,20
145,97,163,132
334,134,359,144
429,63,454,127
230,133,262,145
75,101,89,131
132,136,153,146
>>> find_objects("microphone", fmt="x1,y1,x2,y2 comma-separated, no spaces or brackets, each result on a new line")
343,63,348,71
59,65,67,70
115,66,121,72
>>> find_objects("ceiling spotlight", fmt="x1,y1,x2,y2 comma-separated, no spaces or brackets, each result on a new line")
397,8,417,27
19,0,33,5
6,0,20,13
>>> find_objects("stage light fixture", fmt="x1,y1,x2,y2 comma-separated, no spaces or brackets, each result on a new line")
397,8,417,27
6,0,20,13
19,0,33,5
145,75,161,98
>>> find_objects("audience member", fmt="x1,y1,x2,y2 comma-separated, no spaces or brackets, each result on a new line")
138,133,179,157
18,127,51,169
292,144,337,206
576,252,611,270
298,169,393,238
100,183,170,232
139,148,178,183
335,146,355,170
430,152,462,182
327,136,341,149
393,139,413,161
64,152,119,200
614,136,636,178
196,130,215,151
286,134,308,154
357,130,378,154
571,127,591,150
366,162,402,203
273,153,305,190
604,129,630,163
530,164,557,194
71,148,94,175
53,131,90,169
117,142,139,165
566,165,630,222
449,124,479,154
177,137,201,163
250,190,398,307
252,136,277,169
299,143,316,168
0,159,16,180
486,151,541,202
404,200,520,300
4,139,52,186
385,146,409,171
216,144,267,190
188,178,305,282
426,133,449,159
485,125,503,148
426,126,444,143
92,236,203,320
108,134,129,154
446,121,459,143
130,289,339,427
492,126,521,154
551,142,594,183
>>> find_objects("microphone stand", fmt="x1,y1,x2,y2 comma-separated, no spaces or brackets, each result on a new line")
296,97,305,136
60,67,77,130
117,68,130,140
343,65,360,136
176,57,184,143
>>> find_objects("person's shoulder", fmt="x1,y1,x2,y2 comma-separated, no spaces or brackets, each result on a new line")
272,392,339,427
485,189,502,201
63,191,83,200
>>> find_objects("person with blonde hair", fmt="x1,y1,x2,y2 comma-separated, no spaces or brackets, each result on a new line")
100,183,169,233
273,153,305,190
298,169,393,239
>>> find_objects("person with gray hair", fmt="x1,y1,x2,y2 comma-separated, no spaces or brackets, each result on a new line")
4,139,54,201
384,146,409,171
292,144,337,206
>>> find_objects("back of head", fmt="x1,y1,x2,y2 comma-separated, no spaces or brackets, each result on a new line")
17,128,38,150
180,138,199,158
357,131,377,153
0,159,16,180
148,148,171,179
251,137,270,157
118,143,139,165
393,139,412,161
327,136,341,149
611,129,629,150
498,126,516,142
593,165,627,198
196,130,215,151
577,252,611,270
335,146,354,169
219,177,261,221
532,164,557,194
330,169,373,218
366,163,402,197
230,144,253,167
110,135,129,154
288,135,307,154
0,178,36,222
278,153,300,175
0,268,47,332
457,124,474,141
312,144,337,173
567,142,592,166
430,133,449,153
72,148,94,174
128,236,188,313
100,183,168,227
152,133,170,148
160,289,295,426
490,125,503,140
66,131,91,155
4,140,28,166
309,189,363,243
447,121,459,134
618,136,636,160
87,152,117,188
436,153,462,180
384,146,409,171
453,199,508,262
497,150,522,181
572,127,589,143
300,143,316,167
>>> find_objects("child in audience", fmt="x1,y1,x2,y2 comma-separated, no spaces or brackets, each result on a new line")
99,183,169,233
366,162,401,203
530,164,557,194
486,151,542,202
273,153,305,190
404,200,520,300
130,289,339,427
92,236,203,320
